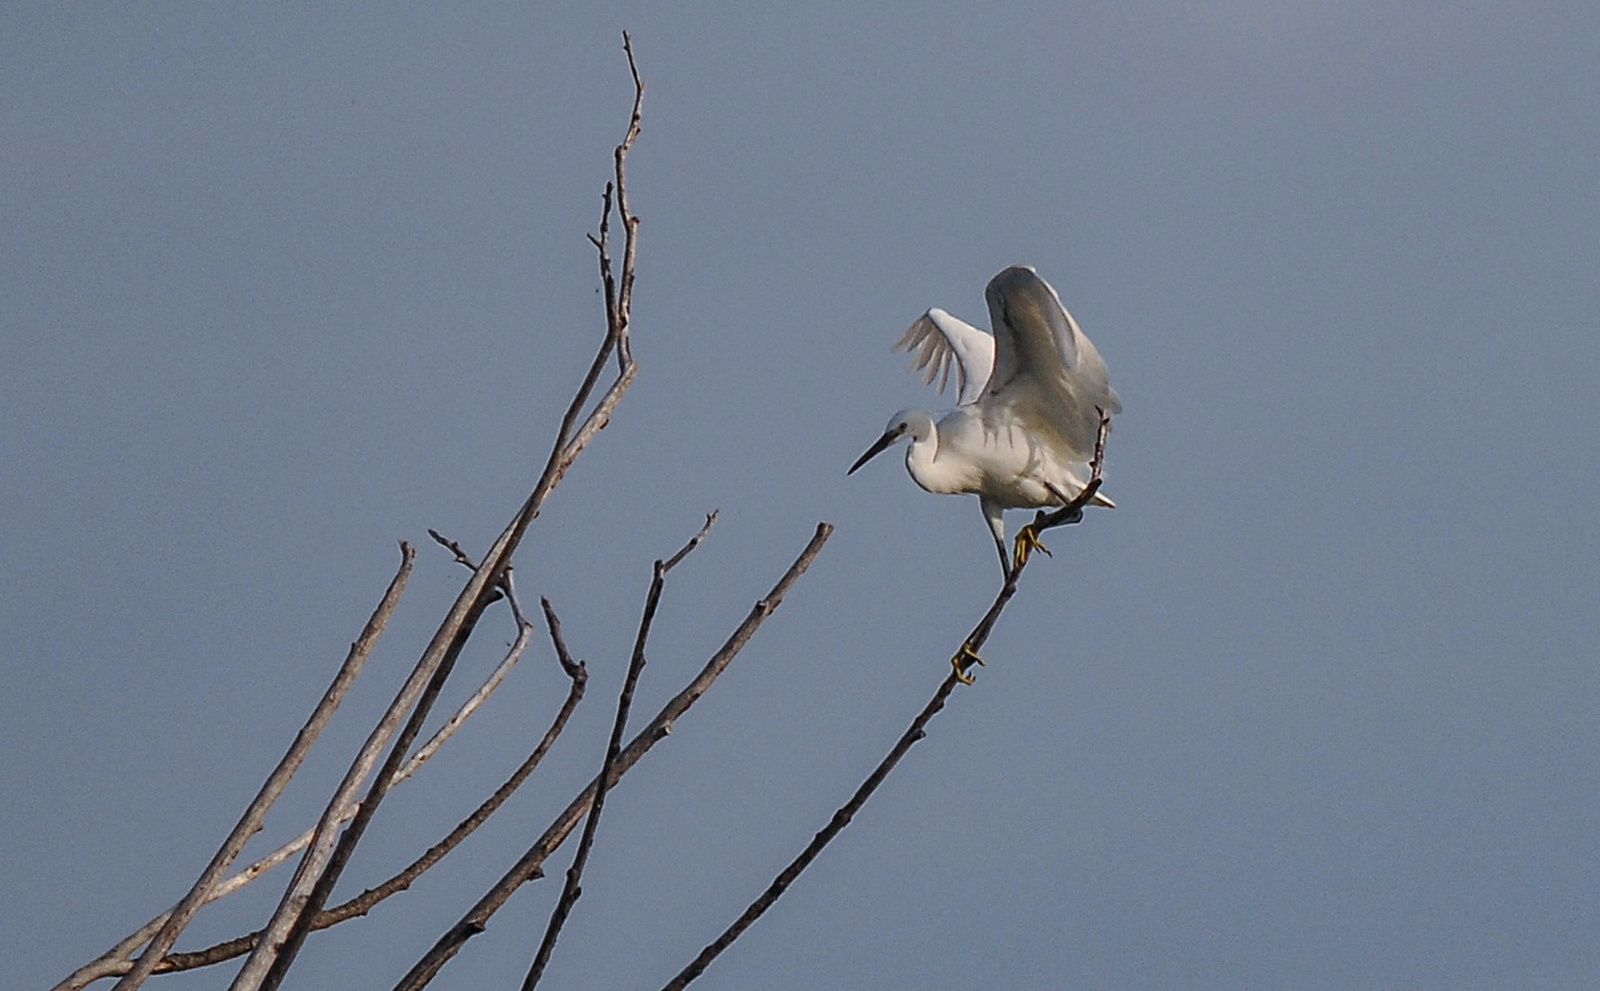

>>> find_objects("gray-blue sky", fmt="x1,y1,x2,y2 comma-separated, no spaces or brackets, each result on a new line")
5,4,1598,989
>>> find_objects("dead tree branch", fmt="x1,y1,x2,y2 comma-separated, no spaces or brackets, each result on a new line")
142,611,587,977
541,596,584,681
58,32,851,991
658,416,1113,991
404,621,534,778
60,591,541,989
236,574,498,991
520,512,718,991
74,33,649,991
392,522,833,991
100,542,414,991
230,33,651,991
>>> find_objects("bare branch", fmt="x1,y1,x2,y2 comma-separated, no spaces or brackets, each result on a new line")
520,513,717,991
541,597,583,681
392,522,833,991
427,527,483,572
552,361,640,487
657,418,1114,990
613,31,645,369
663,511,718,572
56,922,159,991
232,33,659,991
502,567,532,629
555,32,646,474
100,542,415,991
252,582,502,990
658,675,961,991
403,619,534,780
589,181,617,342
147,635,587,977
63,30,660,991
62,589,545,988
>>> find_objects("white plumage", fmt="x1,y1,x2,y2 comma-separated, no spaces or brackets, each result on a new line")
849,265,1120,572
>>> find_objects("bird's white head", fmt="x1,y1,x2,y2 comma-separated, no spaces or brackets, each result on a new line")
847,409,934,475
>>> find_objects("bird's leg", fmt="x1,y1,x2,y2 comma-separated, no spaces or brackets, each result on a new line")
991,531,1013,577
951,642,985,685
982,498,1012,579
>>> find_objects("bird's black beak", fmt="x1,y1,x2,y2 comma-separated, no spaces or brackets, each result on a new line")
847,428,900,475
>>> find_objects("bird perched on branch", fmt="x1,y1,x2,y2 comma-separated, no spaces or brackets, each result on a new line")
849,265,1120,581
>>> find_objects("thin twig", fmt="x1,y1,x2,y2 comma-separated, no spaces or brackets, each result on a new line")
403,621,533,783
556,31,645,473
658,419,1114,990
541,597,583,681
520,513,717,991
613,31,644,369
657,674,961,991
391,523,833,991
502,568,531,629
662,512,717,572
426,527,524,618
588,181,616,339
426,528,479,570
101,542,414,991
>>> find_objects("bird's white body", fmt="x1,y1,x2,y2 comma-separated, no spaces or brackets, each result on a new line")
850,265,1119,571
894,406,1094,506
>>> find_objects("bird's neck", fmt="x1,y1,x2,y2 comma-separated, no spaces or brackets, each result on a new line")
904,433,967,495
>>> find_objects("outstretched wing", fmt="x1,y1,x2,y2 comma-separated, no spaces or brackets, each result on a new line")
983,265,1120,461
894,307,996,407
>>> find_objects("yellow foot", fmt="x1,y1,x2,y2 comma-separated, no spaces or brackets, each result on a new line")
951,642,986,685
1013,525,1052,570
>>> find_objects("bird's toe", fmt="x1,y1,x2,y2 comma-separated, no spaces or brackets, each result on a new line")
951,642,985,685
1013,525,1052,569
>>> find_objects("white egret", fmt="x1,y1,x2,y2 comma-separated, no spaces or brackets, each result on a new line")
849,264,1120,582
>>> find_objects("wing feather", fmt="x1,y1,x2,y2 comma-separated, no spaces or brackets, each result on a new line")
983,265,1119,461
894,307,996,407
